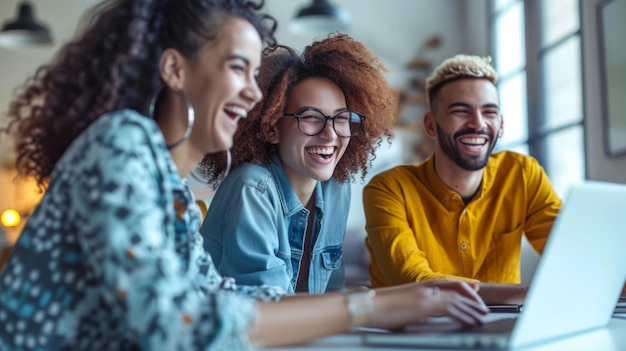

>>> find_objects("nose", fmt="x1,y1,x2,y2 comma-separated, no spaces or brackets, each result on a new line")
242,79,263,105
319,118,337,139
467,110,487,130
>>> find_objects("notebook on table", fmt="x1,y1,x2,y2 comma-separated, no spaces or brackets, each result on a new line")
363,180,626,349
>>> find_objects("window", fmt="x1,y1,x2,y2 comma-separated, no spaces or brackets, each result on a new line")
489,0,585,198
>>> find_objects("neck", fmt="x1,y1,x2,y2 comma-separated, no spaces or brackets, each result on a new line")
288,175,317,208
433,152,483,197
305,192,316,212
167,144,203,179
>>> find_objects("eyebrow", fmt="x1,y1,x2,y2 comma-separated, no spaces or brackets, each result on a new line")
228,54,261,75
227,54,250,66
448,102,500,109
298,106,350,115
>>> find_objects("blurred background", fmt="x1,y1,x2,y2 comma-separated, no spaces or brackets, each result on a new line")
1,0,624,283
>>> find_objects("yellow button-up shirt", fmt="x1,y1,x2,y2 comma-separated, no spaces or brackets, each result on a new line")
364,151,562,287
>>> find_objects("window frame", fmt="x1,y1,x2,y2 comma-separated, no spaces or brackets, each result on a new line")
488,0,587,189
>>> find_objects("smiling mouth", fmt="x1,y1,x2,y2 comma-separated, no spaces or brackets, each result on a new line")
306,146,336,159
459,137,488,146
224,105,248,119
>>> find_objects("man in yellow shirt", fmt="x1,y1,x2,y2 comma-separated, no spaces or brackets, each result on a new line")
364,55,562,304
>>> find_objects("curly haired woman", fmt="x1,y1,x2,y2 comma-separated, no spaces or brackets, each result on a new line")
0,1,487,349
199,34,398,294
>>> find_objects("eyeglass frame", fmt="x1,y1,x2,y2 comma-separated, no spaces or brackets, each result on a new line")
283,107,366,138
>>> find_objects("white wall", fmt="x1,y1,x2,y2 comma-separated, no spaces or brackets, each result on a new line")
264,0,487,87
581,0,626,183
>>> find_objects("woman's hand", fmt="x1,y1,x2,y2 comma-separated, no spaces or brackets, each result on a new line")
252,280,487,347
366,280,488,330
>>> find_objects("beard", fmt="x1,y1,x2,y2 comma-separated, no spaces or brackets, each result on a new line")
436,123,499,171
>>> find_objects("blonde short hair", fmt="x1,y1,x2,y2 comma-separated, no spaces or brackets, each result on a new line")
425,54,497,105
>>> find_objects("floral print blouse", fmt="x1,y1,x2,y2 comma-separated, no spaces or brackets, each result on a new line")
0,110,284,351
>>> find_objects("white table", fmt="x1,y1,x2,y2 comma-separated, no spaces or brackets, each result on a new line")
267,314,626,350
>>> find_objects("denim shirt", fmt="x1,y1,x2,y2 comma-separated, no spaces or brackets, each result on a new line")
201,156,350,294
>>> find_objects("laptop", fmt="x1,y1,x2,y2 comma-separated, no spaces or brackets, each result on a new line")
363,181,626,349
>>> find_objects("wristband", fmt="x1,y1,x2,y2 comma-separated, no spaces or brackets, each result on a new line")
344,289,376,328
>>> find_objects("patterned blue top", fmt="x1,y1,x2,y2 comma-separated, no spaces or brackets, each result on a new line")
0,110,284,351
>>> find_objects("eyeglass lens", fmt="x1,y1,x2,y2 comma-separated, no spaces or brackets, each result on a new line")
297,110,362,137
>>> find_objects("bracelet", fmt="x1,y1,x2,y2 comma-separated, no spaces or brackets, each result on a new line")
344,289,376,328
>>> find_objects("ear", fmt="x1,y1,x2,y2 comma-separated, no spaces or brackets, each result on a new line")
423,111,437,139
268,122,280,144
159,48,186,91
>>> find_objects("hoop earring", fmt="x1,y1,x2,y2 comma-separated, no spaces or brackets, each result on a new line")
148,86,195,150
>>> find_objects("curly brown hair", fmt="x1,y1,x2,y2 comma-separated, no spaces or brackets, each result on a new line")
200,33,397,187
0,0,277,187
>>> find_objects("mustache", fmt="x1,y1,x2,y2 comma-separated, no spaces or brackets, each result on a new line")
453,129,493,140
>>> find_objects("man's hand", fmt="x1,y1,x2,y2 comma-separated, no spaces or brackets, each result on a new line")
477,283,529,304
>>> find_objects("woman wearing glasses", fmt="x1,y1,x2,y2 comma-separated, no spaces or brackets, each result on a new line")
199,34,395,294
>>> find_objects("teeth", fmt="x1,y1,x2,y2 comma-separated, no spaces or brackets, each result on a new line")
306,147,335,155
224,105,248,119
460,137,486,145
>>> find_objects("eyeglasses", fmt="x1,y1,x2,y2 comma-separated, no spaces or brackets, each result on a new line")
283,108,365,138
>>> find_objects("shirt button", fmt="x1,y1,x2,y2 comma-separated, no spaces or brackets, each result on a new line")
451,194,458,200
460,242,468,250
443,200,448,205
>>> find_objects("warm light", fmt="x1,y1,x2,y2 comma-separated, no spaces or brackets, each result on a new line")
1,209,21,227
